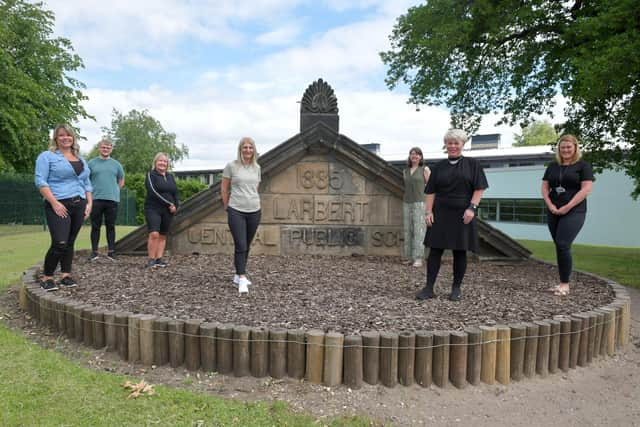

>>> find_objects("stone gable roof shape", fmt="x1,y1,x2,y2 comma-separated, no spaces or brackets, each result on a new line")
115,121,531,259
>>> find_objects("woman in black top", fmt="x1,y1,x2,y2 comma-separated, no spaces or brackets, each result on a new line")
542,135,594,296
144,152,179,267
416,129,488,301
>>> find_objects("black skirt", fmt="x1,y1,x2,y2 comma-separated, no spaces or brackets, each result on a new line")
424,198,479,252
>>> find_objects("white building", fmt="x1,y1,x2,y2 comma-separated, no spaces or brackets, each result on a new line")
389,145,640,248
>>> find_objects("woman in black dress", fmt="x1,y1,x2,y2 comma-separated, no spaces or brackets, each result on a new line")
416,129,488,301
541,134,594,296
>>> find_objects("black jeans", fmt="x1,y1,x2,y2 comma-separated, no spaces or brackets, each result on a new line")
426,248,467,288
227,207,261,275
548,210,586,283
90,199,119,252
43,197,86,276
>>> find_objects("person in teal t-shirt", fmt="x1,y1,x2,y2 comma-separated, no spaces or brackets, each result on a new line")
88,139,125,260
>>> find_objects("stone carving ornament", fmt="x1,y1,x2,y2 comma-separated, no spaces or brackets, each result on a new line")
300,78,339,114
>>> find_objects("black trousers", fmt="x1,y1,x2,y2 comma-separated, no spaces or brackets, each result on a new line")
90,199,119,252
547,210,586,283
227,207,261,275
43,197,86,276
426,248,467,288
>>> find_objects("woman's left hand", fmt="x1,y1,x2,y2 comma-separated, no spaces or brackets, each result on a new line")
168,204,177,215
556,205,570,215
463,208,475,224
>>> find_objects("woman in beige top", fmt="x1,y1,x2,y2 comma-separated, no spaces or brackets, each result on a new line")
221,137,261,294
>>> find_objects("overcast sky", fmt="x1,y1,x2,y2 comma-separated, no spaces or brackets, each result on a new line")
43,0,563,170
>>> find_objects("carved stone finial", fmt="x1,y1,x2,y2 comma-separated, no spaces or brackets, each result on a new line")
300,79,338,114
300,79,339,132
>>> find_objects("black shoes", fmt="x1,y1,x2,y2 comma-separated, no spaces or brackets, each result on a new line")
416,285,463,301
88,252,99,261
40,277,77,291
449,286,462,301
40,279,58,292
59,276,77,288
415,285,435,300
146,258,168,268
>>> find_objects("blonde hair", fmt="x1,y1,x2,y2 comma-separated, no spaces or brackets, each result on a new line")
443,129,469,145
98,138,113,147
49,124,80,155
236,137,259,166
555,134,582,165
152,152,169,170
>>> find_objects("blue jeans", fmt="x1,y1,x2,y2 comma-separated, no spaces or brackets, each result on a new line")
227,207,261,275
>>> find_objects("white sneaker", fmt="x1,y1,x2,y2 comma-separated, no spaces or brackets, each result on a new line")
413,259,423,267
238,277,250,294
233,274,251,286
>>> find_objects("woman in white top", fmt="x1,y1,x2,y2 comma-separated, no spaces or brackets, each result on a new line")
221,137,261,294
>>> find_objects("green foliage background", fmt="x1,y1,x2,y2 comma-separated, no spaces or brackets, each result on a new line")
125,173,207,224
0,0,91,172
381,0,640,197
513,120,559,147
89,109,189,175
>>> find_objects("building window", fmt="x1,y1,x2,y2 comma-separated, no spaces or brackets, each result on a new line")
479,198,547,224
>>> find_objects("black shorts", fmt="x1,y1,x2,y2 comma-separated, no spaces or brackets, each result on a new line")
145,207,173,235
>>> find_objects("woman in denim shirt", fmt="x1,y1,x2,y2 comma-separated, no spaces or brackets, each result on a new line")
35,124,93,291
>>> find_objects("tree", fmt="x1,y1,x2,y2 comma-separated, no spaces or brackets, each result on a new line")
99,109,188,174
0,0,90,172
513,120,558,147
381,0,640,197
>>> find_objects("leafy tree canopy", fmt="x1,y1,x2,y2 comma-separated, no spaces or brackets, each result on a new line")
94,109,188,174
381,0,640,197
0,0,90,172
513,120,558,147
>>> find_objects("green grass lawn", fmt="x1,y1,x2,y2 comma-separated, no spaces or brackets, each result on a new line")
518,239,640,288
0,224,48,236
2,228,636,426
0,226,371,427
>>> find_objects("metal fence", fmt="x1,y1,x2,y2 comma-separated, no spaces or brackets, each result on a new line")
0,173,138,226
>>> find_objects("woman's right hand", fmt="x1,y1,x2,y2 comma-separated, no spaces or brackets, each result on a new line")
425,212,434,227
53,201,68,218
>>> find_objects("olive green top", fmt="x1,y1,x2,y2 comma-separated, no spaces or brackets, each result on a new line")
403,166,427,203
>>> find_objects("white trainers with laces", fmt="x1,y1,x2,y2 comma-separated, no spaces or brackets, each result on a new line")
233,274,251,286
238,277,250,294
413,259,423,267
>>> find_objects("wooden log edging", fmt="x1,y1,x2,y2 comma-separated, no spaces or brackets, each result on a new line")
17,265,632,390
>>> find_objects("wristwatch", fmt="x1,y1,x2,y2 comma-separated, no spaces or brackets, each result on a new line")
468,203,478,211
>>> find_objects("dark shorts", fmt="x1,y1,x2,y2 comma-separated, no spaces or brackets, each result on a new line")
145,208,173,235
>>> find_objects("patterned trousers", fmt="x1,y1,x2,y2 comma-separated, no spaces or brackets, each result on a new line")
403,201,426,261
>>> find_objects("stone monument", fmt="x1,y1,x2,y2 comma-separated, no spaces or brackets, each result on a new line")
116,79,530,259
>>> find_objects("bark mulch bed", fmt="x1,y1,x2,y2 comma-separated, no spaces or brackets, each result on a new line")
58,254,613,334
